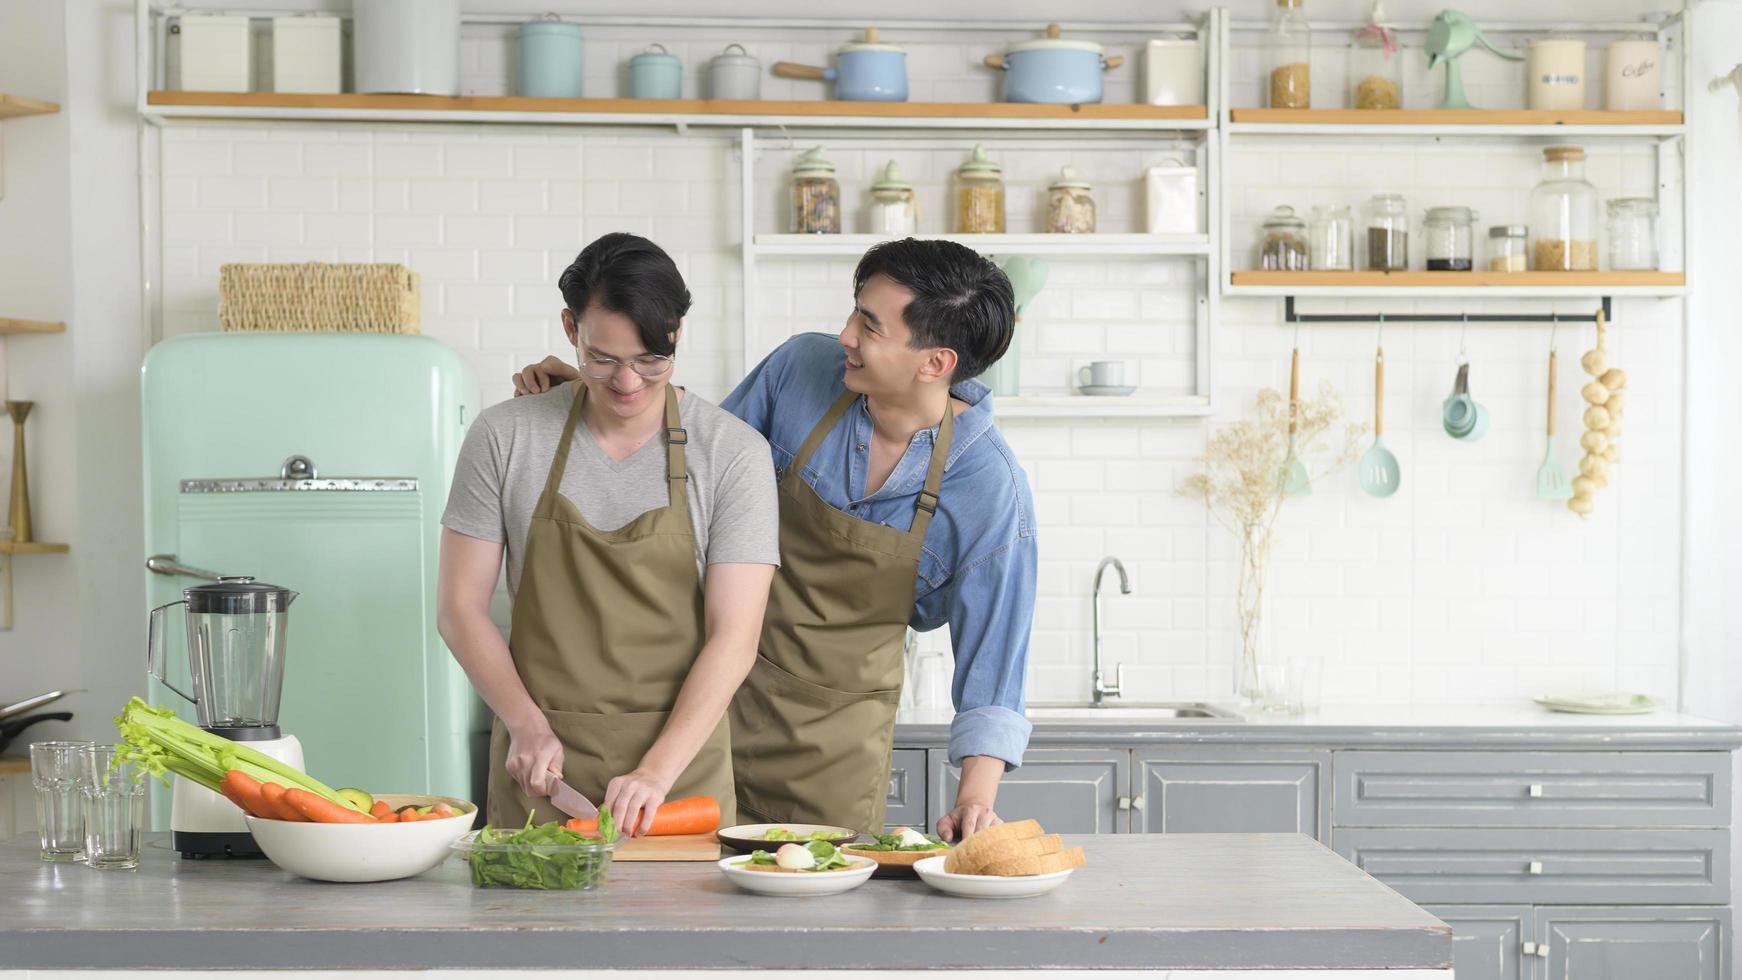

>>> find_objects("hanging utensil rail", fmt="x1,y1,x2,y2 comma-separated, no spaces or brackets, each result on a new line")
1283,295,1611,323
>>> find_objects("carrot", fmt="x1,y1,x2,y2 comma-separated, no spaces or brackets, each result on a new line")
260,781,308,822
283,786,375,823
222,770,271,819
217,774,254,815
565,795,720,837
370,800,393,820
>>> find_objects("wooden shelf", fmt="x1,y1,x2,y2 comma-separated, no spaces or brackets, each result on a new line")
0,94,60,119
0,757,30,776
0,542,69,555
1233,109,1682,126
1229,270,1686,298
0,318,65,335
753,233,1209,257
145,91,1210,130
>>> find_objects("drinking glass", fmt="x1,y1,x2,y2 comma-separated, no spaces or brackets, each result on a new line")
1255,664,1293,714
81,744,146,870
1285,657,1324,715
30,740,94,862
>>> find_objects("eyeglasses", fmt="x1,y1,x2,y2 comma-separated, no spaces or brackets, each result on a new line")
579,352,675,381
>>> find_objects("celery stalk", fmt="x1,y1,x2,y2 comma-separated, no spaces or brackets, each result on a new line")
113,698,366,813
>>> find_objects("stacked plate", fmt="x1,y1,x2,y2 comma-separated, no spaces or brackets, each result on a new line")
1532,691,1664,715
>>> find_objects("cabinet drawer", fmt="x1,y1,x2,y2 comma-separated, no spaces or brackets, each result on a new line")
1335,828,1729,905
1335,751,1730,828
885,749,926,830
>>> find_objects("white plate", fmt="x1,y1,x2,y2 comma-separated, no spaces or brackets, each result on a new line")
1078,384,1137,397
715,822,859,853
911,854,1075,899
717,854,876,896
1533,691,1665,715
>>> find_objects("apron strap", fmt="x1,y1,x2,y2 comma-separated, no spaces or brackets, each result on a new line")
909,399,954,541
542,381,590,498
787,389,860,476
664,385,689,509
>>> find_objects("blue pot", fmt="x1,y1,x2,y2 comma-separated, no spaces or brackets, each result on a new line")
986,26,1122,104
829,48,907,102
628,43,682,99
517,17,584,98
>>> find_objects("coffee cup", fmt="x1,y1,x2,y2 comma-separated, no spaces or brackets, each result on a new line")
1078,360,1126,389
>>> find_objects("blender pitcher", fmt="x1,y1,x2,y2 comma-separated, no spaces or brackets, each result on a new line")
148,577,297,731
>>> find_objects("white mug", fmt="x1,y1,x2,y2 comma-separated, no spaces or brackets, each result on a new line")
1078,360,1126,389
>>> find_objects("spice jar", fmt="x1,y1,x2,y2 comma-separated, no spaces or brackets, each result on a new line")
1265,0,1311,109
1307,204,1352,271
789,146,840,234
867,160,917,236
1487,224,1528,272
1422,206,1476,271
1348,1,1401,110
1606,197,1658,271
1259,205,1308,271
1528,146,1598,271
954,144,1005,234
1362,193,1409,271
1045,166,1096,234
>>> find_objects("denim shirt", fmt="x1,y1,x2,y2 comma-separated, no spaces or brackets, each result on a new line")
722,333,1037,769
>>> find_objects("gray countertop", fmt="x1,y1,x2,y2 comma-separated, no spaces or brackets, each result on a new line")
897,702,1742,750
4,832,1449,971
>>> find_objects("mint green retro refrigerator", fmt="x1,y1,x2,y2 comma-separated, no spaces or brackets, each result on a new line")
142,333,486,819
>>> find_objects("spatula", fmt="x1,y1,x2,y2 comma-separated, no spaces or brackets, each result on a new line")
1281,346,1311,496
1536,349,1573,499
1358,347,1400,497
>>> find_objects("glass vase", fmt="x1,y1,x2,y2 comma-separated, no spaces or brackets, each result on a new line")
1234,522,1276,705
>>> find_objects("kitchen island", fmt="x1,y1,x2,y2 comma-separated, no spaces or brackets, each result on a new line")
3,831,1449,976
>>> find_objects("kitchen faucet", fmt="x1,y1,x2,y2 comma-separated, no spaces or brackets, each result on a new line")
1092,556,1130,706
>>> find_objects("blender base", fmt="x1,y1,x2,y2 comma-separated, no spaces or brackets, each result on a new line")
173,830,266,860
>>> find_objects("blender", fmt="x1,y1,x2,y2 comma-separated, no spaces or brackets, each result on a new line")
148,576,301,858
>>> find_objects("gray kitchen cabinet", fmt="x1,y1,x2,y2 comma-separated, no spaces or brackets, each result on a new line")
1133,748,1331,841
1535,906,1730,980
1335,827,1730,906
1423,906,1528,980
884,749,926,830
1336,751,1730,829
928,747,1128,834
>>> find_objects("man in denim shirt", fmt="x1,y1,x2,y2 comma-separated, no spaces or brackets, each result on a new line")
516,239,1036,840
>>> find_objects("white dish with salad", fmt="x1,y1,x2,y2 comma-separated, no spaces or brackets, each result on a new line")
718,841,876,896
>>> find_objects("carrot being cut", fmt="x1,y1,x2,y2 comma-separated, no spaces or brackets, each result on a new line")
283,786,375,824
260,781,308,822
222,770,271,819
563,795,719,837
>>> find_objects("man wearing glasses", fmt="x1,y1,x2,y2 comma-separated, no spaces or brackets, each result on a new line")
438,233,779,836
514,238,1035,842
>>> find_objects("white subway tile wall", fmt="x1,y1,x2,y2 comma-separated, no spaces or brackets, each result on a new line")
155,31,1682,711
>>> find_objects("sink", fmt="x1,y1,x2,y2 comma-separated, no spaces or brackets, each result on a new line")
1024,701,1244,723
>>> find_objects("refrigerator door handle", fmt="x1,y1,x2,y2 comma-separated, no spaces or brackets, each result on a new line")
145,554,224,581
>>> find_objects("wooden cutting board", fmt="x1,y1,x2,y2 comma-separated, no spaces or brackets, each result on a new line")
612,832,721,862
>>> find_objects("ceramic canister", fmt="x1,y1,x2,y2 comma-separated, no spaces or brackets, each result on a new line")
629,44,682,99
1143,38,1203,106
1527,38,1587,111
353,0,460,96
1605,38,1661,110
708,44,761,100
518,16,584,98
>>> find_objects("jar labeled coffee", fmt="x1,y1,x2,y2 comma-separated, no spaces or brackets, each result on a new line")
1362,193,1409,271
1423,206,1476,271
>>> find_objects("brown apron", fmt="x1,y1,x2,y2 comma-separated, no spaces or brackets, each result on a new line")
486,383,735,828
730,389,953,832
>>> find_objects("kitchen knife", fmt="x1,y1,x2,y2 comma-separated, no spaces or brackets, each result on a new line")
548,777,598,821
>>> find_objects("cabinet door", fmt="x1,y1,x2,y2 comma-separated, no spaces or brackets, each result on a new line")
1133,749,1330,840
1535,907,1730,980
928,748,1128,834
1424,906,1528,980
884,749,926,830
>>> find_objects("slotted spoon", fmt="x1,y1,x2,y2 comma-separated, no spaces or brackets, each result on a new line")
1359,346,1400,497
1536,348,1573,499
1281,346,1311,496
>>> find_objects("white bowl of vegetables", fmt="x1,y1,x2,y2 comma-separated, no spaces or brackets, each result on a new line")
245,793,477,883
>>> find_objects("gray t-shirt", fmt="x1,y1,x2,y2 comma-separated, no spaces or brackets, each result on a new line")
442,384,780,596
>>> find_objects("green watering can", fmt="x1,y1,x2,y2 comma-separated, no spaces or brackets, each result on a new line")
1426,10,1523,110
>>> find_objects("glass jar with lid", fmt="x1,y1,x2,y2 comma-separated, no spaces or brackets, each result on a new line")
1605,197,1658,271
1488,224,1528,272
1265,0,1311,109
1361,193,1409,271
1259,205,1309,271
789,146,840,234
1348,0,1401,109
1528,146,1598,271
1045,166,1096,234
867,160,918,236
1307,205,1352,270
954,144,1006,234
1422,206,1476,271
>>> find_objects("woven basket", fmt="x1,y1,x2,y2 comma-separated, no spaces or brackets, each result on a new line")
219,263,421,334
